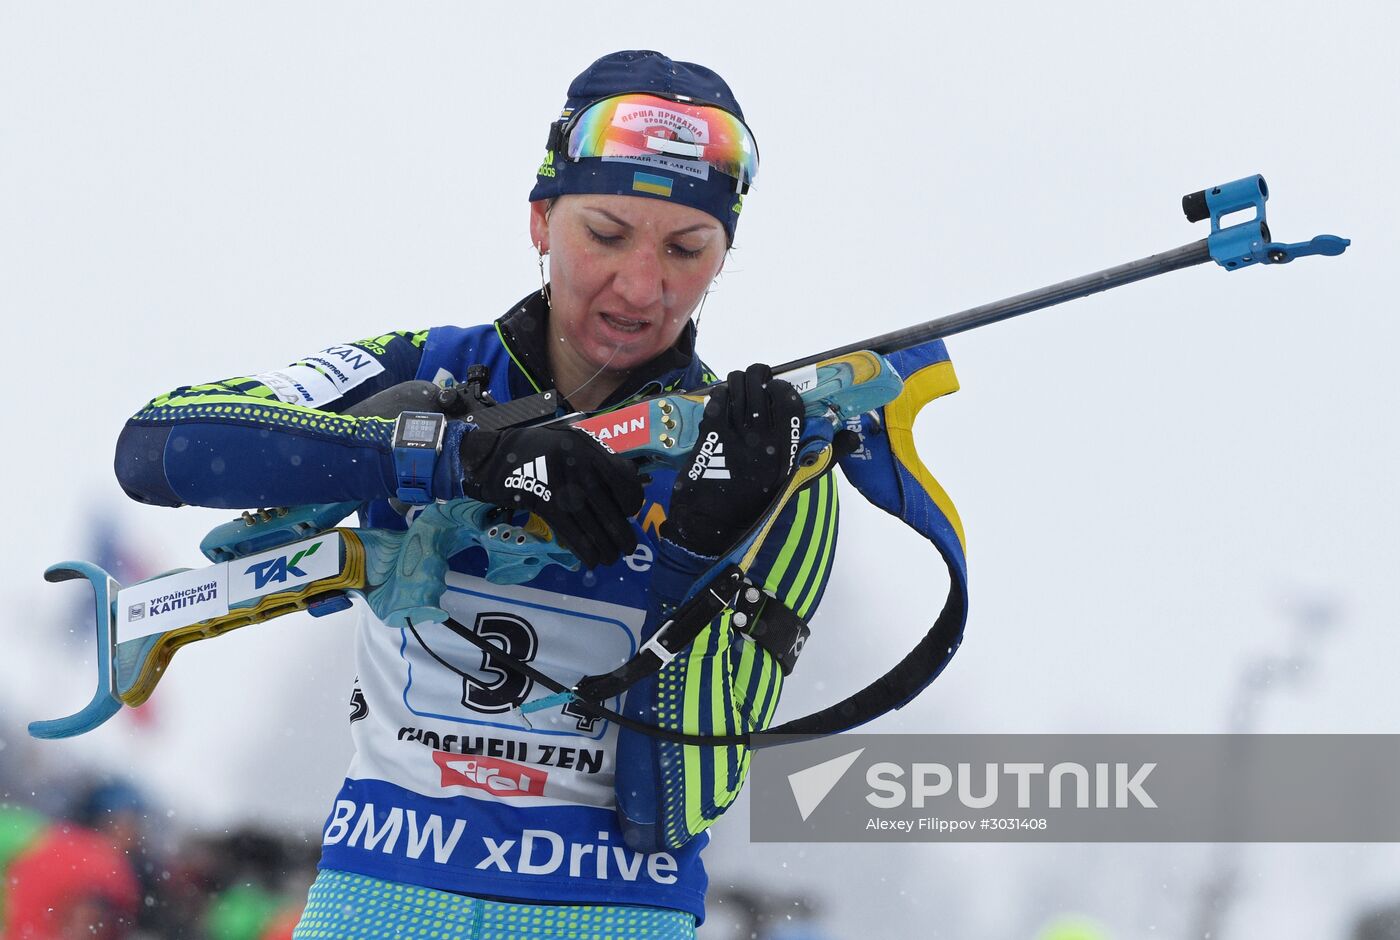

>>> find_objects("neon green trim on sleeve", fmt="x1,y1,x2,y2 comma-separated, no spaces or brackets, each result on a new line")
782,476,830,611
795,478,839,618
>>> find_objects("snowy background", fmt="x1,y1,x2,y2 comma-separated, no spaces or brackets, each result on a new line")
2,1,1397,937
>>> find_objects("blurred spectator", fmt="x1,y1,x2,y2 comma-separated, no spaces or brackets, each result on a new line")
70,778,164,932
1,804,138,939
190,829,316,940
1354,900,1400,940
703,885,827,940
72,780,148,854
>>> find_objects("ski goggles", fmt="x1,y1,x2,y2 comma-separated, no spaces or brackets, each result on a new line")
548,92,759,192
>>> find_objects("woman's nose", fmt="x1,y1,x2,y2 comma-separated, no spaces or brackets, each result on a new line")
611,245,664,310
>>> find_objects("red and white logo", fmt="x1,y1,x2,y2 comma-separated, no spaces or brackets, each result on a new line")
433,751,548,798
573,404,651,453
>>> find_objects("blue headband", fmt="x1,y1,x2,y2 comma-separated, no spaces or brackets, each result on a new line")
528,50,751,242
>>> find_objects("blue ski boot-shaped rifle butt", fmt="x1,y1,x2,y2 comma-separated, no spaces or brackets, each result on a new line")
29,563,124,739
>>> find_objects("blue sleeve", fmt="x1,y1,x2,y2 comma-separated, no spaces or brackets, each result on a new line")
113,330,460,509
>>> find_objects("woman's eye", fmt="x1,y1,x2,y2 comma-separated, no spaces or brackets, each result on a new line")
667,243,704,259
586,228,623,246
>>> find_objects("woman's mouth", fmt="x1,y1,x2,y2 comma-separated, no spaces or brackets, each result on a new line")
598,312,649,335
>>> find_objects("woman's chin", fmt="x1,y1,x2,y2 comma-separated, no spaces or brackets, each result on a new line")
583,334,656,372
585,350,648,375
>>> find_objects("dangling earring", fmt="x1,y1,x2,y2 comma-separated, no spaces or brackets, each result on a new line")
692,282,714,332
537,247,551,307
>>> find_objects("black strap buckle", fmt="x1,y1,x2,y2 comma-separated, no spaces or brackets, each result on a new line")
737,592,809,675
572,566,812,706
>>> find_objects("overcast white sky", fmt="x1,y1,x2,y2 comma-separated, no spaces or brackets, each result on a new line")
2,2,1397,936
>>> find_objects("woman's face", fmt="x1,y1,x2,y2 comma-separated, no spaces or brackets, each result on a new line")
529,194,727,377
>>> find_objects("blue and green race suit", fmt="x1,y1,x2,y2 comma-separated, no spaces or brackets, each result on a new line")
114,292,839,922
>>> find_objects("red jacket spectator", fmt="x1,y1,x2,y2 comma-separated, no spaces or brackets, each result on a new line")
3,816,138,940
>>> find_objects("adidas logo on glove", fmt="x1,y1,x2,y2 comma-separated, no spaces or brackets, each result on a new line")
504,456,552,501
687,432,730,481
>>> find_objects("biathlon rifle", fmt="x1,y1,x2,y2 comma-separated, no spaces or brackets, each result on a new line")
30,174,1349,743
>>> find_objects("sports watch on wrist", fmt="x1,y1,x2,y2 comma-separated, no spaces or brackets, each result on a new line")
391,411,447,504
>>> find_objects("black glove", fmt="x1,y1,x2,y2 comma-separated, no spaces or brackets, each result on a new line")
662,363,804,556
460,426,644,569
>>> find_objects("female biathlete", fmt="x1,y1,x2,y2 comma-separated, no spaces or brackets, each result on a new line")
115,50,840,939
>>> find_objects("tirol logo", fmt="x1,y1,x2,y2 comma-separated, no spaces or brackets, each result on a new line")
504,457,551,502
574,405,650,453
434,751,548,798
687,431,727,481
245,541,323,590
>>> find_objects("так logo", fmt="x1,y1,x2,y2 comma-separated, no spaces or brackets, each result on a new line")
245,541,322,590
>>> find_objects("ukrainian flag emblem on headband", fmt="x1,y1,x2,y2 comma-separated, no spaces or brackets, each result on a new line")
632,172,673,197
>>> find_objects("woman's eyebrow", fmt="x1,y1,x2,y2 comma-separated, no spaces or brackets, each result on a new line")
668,223,717,237
582,206,717,238
582,207,632,229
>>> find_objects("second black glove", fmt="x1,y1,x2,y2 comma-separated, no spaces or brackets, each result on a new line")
662,363,804,557
460,426,644,569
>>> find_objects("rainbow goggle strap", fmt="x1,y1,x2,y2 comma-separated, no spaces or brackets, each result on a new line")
546,92,759,194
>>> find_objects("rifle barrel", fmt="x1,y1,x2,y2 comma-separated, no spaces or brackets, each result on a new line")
771,238,1212,375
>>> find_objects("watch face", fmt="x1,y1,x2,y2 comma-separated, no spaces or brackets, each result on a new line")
401,416,441,444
